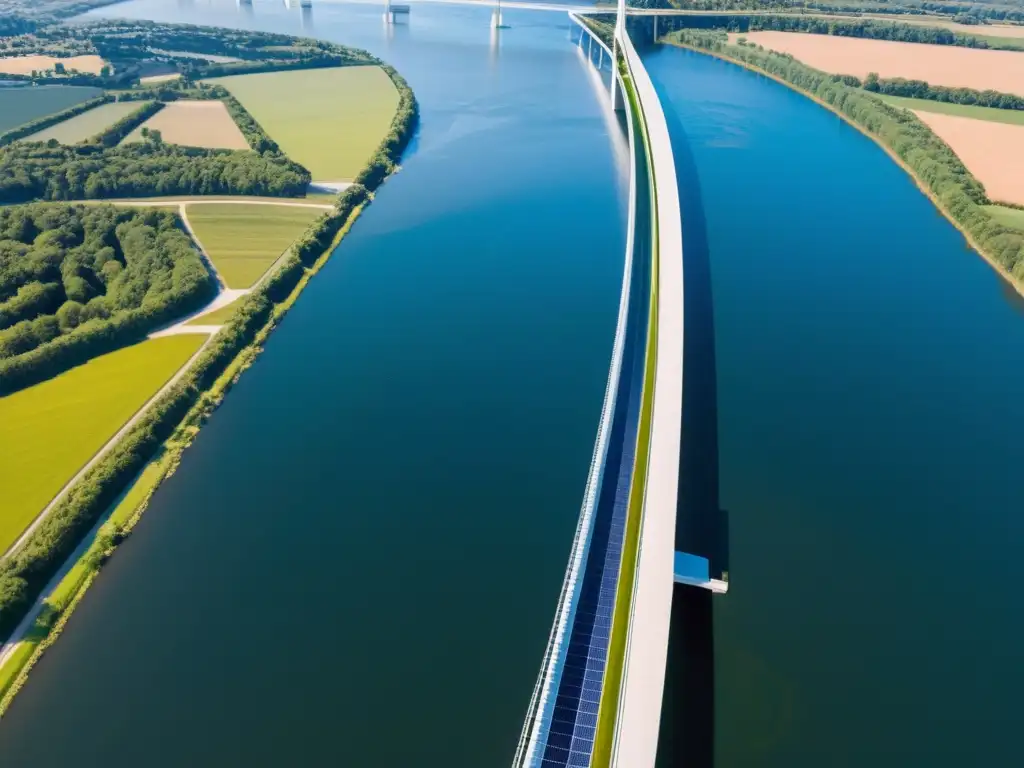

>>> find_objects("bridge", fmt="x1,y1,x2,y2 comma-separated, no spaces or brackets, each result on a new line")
513,4,727,767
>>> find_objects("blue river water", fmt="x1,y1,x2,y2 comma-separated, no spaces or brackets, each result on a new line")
646,45,1024,768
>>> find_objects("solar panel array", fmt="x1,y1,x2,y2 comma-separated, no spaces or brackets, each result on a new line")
538,152,654,767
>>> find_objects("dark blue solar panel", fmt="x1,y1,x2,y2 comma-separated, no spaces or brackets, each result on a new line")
538,136,653,766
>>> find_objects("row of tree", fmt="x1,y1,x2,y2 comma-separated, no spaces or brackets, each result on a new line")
669,28,1024,283
0,141,310,203
861,74,1024,110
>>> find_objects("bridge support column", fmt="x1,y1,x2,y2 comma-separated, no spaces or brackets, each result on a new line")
491,7,502,28
653,15,658,43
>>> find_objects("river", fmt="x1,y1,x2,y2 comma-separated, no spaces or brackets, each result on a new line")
3,6,1023,767
647,45,1024,768
0,2,628,765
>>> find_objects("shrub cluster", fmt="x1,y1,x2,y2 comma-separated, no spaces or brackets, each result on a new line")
0,204,215,393
668,29,1024,283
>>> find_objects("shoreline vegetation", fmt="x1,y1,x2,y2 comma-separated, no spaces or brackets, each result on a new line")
0,42,418,712
656,27,1024,298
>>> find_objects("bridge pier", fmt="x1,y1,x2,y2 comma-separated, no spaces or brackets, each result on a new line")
491,7,503,28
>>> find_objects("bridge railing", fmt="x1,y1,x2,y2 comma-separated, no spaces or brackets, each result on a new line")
511,14,641,768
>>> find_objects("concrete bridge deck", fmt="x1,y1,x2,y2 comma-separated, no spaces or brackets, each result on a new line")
516,7,728,767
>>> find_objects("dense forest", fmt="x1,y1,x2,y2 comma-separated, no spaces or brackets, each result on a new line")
665,28,1024,282
0,204,214,391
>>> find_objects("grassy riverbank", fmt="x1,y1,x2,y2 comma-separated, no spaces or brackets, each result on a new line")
662,30,1024,298
0,57,417,715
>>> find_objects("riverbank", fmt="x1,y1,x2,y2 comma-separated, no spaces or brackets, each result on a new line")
0,59,418,712
660,36,1024,302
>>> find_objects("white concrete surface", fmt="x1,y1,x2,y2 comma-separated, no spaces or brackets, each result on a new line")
611,13,685,768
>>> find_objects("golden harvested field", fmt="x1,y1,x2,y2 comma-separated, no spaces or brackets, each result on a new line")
0,335,204,555
911,111,1024,206
0,54,106,75
736,32,1024,96
123,100,249,150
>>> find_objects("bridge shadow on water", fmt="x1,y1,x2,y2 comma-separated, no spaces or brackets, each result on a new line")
655,85,725,768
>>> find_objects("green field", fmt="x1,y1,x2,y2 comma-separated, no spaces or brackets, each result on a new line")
985,204,1024,231
186,203,322,288
0,335,204,555
874,94,1024,126
206,66,399,180
0,85,104,134
186,298,241,326
24,100,149,144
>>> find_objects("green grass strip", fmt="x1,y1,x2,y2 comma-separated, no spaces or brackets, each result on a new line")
592,51,660,766
872,93,1024,127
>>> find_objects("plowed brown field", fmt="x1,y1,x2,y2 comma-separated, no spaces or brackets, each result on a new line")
911,111,1024,206
736,32,1024,96
124,100,249,150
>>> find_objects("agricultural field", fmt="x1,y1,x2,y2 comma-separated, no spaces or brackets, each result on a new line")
0,335,205,555
207,66,399,180
23,100,148,144
186,298,241,326
873,94,1024,127
911,110,1024,206
0,85,103,134
185,203,323,288
735,32,1024,96
984,205,1024,232
139,72,181,84
123,100,248,150
0,54,106,75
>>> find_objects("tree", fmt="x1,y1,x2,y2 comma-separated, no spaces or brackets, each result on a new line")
56,300,84,331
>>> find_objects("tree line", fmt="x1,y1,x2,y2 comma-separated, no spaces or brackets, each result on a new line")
667,28,1024,282
0,141,310,203
0,204,215,390
860,73,1024,110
